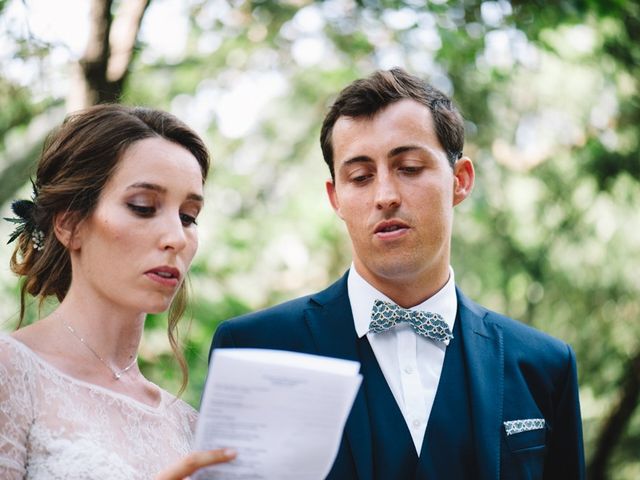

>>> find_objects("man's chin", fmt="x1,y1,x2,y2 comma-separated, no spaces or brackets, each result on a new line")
360,258,424,282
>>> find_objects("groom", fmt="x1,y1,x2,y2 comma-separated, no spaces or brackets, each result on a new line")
210,68,585,479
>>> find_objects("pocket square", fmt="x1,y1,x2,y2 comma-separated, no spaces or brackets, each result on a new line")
504,418,545,436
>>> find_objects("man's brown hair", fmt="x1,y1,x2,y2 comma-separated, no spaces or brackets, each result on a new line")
320,68,465,179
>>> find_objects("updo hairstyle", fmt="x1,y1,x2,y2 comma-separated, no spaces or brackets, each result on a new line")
9,104,210,393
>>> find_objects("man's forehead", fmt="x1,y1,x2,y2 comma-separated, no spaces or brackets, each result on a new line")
332,100,438,156
334,99,433,130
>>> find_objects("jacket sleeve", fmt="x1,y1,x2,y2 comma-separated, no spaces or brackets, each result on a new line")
543,344,585,479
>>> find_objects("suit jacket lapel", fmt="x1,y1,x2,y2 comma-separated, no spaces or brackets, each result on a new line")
304,273,373,480
457,288,503,480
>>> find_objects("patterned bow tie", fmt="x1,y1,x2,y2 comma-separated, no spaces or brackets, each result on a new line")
369,299,453,344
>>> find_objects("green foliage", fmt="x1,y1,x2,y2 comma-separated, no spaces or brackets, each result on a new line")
1,0,639,476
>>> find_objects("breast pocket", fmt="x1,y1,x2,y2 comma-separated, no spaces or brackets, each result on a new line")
502,426,548,480
505,426,547,454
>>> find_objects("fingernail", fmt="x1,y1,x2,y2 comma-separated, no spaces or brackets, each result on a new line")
224,448,237,457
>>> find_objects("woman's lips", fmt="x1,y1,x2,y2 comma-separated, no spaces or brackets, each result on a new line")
145,267,180,287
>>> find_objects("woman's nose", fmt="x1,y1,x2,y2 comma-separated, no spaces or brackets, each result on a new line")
161,216,187,251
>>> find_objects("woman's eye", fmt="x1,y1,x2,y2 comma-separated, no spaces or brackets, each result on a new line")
180,213,198,227
128,204,155,217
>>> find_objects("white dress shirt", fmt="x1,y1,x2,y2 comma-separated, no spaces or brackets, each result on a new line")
347,265,457,454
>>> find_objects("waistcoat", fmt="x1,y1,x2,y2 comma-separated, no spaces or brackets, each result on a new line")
357,316,477,479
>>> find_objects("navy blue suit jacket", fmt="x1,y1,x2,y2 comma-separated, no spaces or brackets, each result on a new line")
210,273,585,479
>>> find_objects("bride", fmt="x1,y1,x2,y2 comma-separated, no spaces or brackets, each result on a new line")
0,104,236,479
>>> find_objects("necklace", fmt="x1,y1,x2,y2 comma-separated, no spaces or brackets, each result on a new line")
63,321,138,380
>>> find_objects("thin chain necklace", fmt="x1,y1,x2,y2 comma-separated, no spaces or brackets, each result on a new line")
63,320,138,380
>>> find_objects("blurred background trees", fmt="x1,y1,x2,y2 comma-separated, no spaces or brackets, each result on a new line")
1,0,638,477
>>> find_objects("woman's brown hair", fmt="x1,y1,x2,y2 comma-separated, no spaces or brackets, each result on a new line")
9,104,210,395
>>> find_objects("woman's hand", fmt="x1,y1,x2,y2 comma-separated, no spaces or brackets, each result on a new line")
155,448,237,480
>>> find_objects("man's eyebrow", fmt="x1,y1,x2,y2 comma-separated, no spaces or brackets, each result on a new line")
341,156,374,167
339,145,431,169
388,145,426,158
127,182,204,202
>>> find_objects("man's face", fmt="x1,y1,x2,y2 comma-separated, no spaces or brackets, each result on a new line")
326,99,474,305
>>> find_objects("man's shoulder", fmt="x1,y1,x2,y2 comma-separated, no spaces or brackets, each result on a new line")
220,274,348,330
459,290,574,370
225,293,316,327
212,292,320,350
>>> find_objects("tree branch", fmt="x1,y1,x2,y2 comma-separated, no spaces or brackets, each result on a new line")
107,0,151,84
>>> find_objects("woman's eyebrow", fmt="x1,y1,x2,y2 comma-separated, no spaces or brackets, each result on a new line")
127,182,204,202
127,182,166,193
187,193,204,202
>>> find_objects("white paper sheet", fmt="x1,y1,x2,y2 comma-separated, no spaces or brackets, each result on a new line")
193,348,362,480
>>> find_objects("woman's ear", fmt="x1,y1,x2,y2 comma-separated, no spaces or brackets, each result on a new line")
53,211,82,250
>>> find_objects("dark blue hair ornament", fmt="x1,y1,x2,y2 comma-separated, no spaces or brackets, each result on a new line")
4,180,45,250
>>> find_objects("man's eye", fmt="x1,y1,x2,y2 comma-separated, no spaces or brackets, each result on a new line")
351,173,372,184
180,213,198,226
400,166,423,174
128,204,155,217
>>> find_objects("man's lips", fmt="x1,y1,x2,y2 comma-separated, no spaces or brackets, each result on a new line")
145,266,181,287
373,219,410,238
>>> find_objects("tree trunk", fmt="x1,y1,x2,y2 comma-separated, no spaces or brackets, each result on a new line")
2,0,152,204
588,348,640,479
69,0,151,109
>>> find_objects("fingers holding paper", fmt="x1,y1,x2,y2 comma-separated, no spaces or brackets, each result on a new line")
155,449,237,480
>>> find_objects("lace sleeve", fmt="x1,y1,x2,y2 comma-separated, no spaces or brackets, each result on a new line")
0,338,34,479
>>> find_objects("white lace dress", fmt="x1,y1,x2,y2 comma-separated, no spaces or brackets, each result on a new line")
0,334,198,479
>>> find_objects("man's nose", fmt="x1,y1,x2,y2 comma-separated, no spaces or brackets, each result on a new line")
374,174,401,210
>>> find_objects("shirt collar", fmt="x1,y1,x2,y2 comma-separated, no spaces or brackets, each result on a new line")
348,264,458,340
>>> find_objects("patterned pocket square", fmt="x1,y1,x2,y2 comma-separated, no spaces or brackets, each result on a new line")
504,418,545,436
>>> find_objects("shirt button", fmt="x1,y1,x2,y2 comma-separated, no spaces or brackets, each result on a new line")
404,365,414,374
412,419,421,428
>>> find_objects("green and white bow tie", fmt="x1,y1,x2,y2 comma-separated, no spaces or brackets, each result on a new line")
369,299,453,344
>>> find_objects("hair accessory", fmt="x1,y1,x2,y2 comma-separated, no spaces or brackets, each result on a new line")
31,230,45,251
4,180,45,249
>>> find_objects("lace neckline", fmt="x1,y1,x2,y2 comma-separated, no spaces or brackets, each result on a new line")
1,333,167,412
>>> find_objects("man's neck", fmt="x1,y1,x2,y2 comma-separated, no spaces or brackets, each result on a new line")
352,264,451,309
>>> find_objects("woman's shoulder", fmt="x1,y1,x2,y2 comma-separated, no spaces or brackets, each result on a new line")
0,332,73,400
160,389,198,416
0,333,36,369
0,334,44,403
158,388,198,435
0,334,39,415
0,331,22,348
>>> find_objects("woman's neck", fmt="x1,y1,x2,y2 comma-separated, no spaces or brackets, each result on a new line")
11,289,161,405
51,289,146,368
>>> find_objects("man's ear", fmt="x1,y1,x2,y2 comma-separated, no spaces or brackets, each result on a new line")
326,179,343,220
53,211,83,250
452,156,475,206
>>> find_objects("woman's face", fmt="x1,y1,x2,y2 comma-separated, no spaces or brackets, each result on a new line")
69,137,204,315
